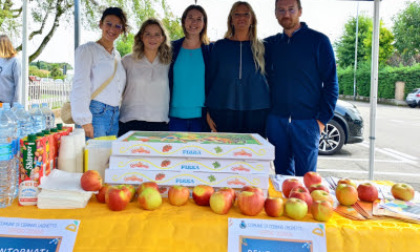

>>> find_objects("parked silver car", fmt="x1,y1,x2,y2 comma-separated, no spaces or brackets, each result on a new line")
406,88,420,108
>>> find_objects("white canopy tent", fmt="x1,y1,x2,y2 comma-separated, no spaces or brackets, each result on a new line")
19,0,381,180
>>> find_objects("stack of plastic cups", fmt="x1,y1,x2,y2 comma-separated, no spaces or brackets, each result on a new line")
58,135,77,173
71,128,86,173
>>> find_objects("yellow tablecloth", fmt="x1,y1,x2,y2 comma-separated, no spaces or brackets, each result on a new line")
1,181,419,252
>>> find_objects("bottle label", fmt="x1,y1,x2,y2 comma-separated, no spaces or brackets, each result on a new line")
0,143,12,155
18,180,39,206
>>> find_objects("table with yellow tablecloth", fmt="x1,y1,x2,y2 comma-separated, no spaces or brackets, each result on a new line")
1,181,420,252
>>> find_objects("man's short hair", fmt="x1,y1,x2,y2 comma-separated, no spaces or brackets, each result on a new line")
275,0,302,9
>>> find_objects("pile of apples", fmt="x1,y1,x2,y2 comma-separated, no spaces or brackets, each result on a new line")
79,170,416,217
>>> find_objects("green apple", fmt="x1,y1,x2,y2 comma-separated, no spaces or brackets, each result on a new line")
138,187,162,210
285,198,308,220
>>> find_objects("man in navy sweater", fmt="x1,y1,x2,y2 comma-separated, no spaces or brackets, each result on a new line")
265,0,339,176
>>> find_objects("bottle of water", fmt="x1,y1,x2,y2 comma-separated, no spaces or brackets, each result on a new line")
14,105,33,138
0,108,15,208
1,103,19,200
41,103,55,130
29,104,46,133
11,102,21,114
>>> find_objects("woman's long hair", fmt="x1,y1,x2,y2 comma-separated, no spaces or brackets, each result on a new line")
181,5,210,45
132,18,172,65
0,35,17,59
224,1,265,74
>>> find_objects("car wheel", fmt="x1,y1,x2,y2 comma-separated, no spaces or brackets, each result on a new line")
408,103,417,108
318,120,345,155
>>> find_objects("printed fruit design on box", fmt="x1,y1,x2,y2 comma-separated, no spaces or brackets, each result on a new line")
161,160,171,167
162,145,172,152
124,132,261,145
155,173,165,181
212,161,221,169
233,149,252,157
231,165,250,172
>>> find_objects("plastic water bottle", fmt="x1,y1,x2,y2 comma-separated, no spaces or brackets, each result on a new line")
11,102,21,114
1,103,19,199
14,105,33,138
41,103,55,130
0,108,15,208
29,104,46,133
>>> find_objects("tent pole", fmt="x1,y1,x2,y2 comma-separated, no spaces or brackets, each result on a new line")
75,0,81,49
21,0,29,109
368,0,381,180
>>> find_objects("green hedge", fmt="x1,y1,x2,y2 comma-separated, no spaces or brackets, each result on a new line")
337,63,420,99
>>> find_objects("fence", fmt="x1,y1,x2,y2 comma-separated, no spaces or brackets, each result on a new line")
27,81,72,109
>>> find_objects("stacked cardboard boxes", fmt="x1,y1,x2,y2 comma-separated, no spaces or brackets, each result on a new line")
105,131,274,195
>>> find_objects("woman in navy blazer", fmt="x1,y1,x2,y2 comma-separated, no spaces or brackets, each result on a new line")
168,4,212,132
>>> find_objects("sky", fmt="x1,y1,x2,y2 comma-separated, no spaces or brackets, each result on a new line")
35,0,416,66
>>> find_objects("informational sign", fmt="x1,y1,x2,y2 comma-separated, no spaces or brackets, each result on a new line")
228,218,327,252
0,217,80,252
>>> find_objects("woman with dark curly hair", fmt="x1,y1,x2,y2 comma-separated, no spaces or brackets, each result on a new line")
70,7,128,138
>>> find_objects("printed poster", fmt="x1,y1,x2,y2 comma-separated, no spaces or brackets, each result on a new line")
0,217,80,252
228,218,327,252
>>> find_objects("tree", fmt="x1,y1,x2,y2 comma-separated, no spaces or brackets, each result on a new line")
335,15,394,68
392,0,420,64
116,33,134,57
50,65,64,79
335,15,371,68
0,0,181,62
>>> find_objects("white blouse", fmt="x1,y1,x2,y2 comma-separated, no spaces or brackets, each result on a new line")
70,42,126,126
119,54,170,123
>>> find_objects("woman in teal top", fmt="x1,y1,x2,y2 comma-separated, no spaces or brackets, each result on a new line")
168,5,212,132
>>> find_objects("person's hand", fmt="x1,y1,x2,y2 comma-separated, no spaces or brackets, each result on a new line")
82,123,94,138
207,112,217,132
316,120,325,134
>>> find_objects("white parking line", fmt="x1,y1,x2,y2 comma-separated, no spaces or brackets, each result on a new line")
318,168,420,177
357,142,418,165
382,148,418,160
317,157,414,164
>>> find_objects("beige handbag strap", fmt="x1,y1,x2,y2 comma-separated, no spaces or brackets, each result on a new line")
91,58,118,100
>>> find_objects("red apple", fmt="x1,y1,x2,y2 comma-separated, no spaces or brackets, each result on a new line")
192,185,214,206
105,187,130,211
391,183,415,201
95,184,109,203
303,171,322,188
264,197,284,217
80,170,103,191
289,191,313,208
137,181,159,196
241,186,264,196
311,200,334,222
237,190,265,216
285,198,308,220
311,190,334,206
218,187,236,204
290,185,310,195
309,183,330,193
337,178,357,189
209,190,233,214
282,178,303,198
138,187,162,210
357,183,379,202
336,184,358,206
168,185,190,206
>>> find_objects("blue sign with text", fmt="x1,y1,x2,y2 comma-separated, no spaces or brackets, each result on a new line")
0,236,61,252
241,237,312,252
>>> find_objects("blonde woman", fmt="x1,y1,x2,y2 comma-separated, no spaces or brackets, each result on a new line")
0,35,21,105
118,18,172,136
205,1,269,137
